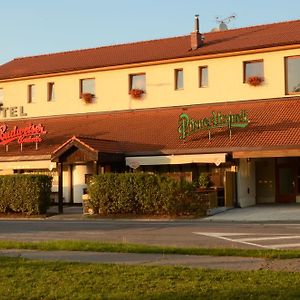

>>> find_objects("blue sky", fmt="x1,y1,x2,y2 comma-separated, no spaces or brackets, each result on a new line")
0,0,299,65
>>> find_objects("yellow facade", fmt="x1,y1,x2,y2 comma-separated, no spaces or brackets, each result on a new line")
0,47,299,120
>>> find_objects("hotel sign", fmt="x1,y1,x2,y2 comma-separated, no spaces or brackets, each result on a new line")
0,106,27,118
0,123,46,146
178,110,249,140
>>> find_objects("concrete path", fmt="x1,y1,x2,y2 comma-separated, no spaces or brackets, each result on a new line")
1,249,300,272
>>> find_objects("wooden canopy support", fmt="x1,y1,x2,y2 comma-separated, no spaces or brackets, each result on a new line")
57,161,63,214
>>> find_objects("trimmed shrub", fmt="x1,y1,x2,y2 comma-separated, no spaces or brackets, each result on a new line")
0,175,52,215
88,173,208,216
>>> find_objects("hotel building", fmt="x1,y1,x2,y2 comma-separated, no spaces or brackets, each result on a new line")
0,17,299,212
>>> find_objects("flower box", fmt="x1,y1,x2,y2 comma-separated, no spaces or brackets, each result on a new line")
130,89,145,99
247,76,264,86
81,93,94,103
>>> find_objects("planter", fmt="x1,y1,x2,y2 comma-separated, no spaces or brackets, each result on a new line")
82,194,94,215
81,93,94,103
247,76,264,86
130,89,145,99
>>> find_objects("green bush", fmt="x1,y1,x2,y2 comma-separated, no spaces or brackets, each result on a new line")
88,173,208,216
0,175,52,215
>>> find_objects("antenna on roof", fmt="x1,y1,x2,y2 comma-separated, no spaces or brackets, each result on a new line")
212,14,237,31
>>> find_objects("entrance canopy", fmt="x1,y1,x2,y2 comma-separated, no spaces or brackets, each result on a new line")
51,136,124,164
126,153,227,169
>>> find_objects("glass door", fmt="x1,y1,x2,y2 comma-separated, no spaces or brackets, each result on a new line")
276,161,297,203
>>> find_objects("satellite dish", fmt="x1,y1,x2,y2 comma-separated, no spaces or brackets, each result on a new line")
213,14,237,31
219,21,228,31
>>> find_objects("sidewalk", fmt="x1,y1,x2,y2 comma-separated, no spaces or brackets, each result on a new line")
46,204,300,222
203,204,300,222
1,249,300,271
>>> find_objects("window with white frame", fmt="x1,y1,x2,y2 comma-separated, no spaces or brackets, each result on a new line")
199,66,208,88
47,82,55,101
80,78,95,97
243,60,264,83
129,73,146,92
175,69,184,90
28,84,35,103
285,56,300,94
0,88,3,103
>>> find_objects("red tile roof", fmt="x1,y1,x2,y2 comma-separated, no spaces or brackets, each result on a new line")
0,96,299,159
0,20,299,80
52,136,123,155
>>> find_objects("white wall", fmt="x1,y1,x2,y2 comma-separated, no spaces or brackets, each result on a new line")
237,158,256,207
0,48,299,120
72,163,94,203
72,165,88,203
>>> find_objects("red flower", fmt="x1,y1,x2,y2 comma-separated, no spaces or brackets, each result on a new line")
81,93,94,103
247,76,264,86
130,89,145,99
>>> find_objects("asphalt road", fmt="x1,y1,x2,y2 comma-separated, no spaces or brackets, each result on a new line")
1,219,300,249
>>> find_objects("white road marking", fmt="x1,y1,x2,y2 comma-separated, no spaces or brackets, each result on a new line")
268,243,300,249
193,232,271,249
193,232,300,249
236,235,300,242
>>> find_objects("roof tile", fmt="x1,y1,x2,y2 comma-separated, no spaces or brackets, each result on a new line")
0,97,299,158
0,20,299,80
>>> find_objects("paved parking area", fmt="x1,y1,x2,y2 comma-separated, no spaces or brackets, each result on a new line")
203,204,300,222
193,230,300,249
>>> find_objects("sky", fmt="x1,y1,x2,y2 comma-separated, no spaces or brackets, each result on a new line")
0,0,299,65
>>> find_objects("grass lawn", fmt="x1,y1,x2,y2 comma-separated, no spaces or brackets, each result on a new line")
1,240,300,259
0,256,300,299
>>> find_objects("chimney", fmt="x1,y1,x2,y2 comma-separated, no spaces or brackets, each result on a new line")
191,15,203,50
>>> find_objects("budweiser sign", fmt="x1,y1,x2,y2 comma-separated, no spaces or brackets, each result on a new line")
0,124,46,145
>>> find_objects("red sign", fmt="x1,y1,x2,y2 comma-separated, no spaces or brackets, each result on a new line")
0,124,47,145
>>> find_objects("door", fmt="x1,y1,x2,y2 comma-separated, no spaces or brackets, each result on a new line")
276,164,297,203
224,171,236,207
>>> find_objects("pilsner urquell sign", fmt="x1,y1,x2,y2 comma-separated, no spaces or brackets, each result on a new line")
178,110,249,140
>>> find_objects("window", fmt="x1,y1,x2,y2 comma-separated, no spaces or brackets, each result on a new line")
80,78,95,97
199,66,208,87
243,60,264,83
0,88,3,103
175,69,184,90
47,82,55,101
285,56,300,94
28,84,35,103
129,73,146,92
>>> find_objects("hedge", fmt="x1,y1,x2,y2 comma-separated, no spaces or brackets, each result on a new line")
0,175,52,215
87,173,208,216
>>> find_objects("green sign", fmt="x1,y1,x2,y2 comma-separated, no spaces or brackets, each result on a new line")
178,110,249,140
